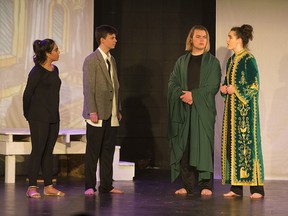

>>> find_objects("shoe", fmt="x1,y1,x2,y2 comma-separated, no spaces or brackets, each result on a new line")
44,185,65,196
26,186,41,199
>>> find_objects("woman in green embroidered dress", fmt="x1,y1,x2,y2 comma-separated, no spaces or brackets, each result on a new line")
220,24,265,199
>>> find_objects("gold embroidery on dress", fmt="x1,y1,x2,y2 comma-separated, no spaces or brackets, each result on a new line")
222,50,264,186
239,71,246,85
237,103,252,179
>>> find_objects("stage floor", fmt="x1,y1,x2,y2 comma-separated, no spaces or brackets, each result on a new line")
0,169,287,216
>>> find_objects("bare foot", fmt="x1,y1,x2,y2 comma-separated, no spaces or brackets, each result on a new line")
175,188,187,195
201,189,212,196
223,191,241,197
110,188,124,194
84,188,95,196
250,193,263,199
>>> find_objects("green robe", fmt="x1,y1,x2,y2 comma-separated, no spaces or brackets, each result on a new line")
221,50,264,186
168,52,221,182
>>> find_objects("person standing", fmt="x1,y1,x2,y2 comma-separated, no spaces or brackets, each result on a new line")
82,25,123,196
23,39,65,198
220,24,265,199
168,25,221,196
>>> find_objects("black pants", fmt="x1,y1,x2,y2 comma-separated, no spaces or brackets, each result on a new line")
85,120,117,193
230,185,265,196
180,144,212,194
28,120,59,186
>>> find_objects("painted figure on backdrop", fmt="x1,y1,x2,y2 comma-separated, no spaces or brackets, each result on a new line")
167,25,221,196
82,25,123,196
220,24,265,199
23,39,65,198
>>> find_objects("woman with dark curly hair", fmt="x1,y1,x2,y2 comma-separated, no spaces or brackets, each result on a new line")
220,24,265,199
23,39,65,198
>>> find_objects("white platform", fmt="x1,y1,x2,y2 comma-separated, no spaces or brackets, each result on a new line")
0,128,135,183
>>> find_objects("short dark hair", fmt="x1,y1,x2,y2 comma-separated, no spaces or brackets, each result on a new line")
95,25,118,45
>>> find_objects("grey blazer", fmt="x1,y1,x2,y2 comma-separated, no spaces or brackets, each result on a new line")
82,49,120,120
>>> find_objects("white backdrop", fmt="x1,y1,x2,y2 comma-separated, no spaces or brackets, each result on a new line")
0,0,93,129
215,0,288,180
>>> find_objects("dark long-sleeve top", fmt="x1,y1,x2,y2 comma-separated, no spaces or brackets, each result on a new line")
23,64,61,123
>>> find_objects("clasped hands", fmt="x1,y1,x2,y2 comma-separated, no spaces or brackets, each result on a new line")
180,91,193,105
220,83,235,94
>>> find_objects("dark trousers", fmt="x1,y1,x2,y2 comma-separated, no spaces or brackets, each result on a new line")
85,120,117,193
180,144,212,194
28,120,59,186
230,185,265,196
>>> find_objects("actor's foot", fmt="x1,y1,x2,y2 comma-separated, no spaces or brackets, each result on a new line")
250,193,264,199
44,185,65,196
175,188,187,195
201,189,212,196
110,188,124,194
223,191,241,197
26,186,41,199
84,188,96,196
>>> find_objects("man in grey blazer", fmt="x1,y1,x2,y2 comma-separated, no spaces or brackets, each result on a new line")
82,25,123,195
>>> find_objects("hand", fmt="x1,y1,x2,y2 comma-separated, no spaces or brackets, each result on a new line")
90,112,98,123
118,112,122,121
220,83,228,94
227,85,235,94
180,90,193,105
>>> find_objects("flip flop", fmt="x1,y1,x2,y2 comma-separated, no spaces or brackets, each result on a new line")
44,185,65,196
26,187,41,199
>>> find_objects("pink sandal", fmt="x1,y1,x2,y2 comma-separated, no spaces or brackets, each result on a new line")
26,186,41,199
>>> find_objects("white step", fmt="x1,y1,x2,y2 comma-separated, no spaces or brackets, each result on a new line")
96,146,135,181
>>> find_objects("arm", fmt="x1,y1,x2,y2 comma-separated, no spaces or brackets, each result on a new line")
83,55,98,122
234,56,259,105
22,68,42,120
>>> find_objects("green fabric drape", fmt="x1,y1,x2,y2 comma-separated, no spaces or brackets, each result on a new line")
168,52,221,182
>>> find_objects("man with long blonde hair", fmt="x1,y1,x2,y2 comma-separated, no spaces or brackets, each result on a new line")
168,25,221,196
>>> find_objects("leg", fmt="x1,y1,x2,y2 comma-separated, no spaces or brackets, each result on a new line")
99,120,121,193
176,144,195,195
84,123,103,192
42,122,59,186
5,155,16,183
198,175,213,196
40,122,65,196
28,120,50,186
224,185,243,197
250,186,264,198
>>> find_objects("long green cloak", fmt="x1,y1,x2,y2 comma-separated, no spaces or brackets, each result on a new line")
221,50,264,186
168,52,221,182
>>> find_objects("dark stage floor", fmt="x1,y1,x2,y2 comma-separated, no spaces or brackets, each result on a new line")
0,169,287,216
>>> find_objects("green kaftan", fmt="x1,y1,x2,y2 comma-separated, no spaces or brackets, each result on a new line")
221,49,265,186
